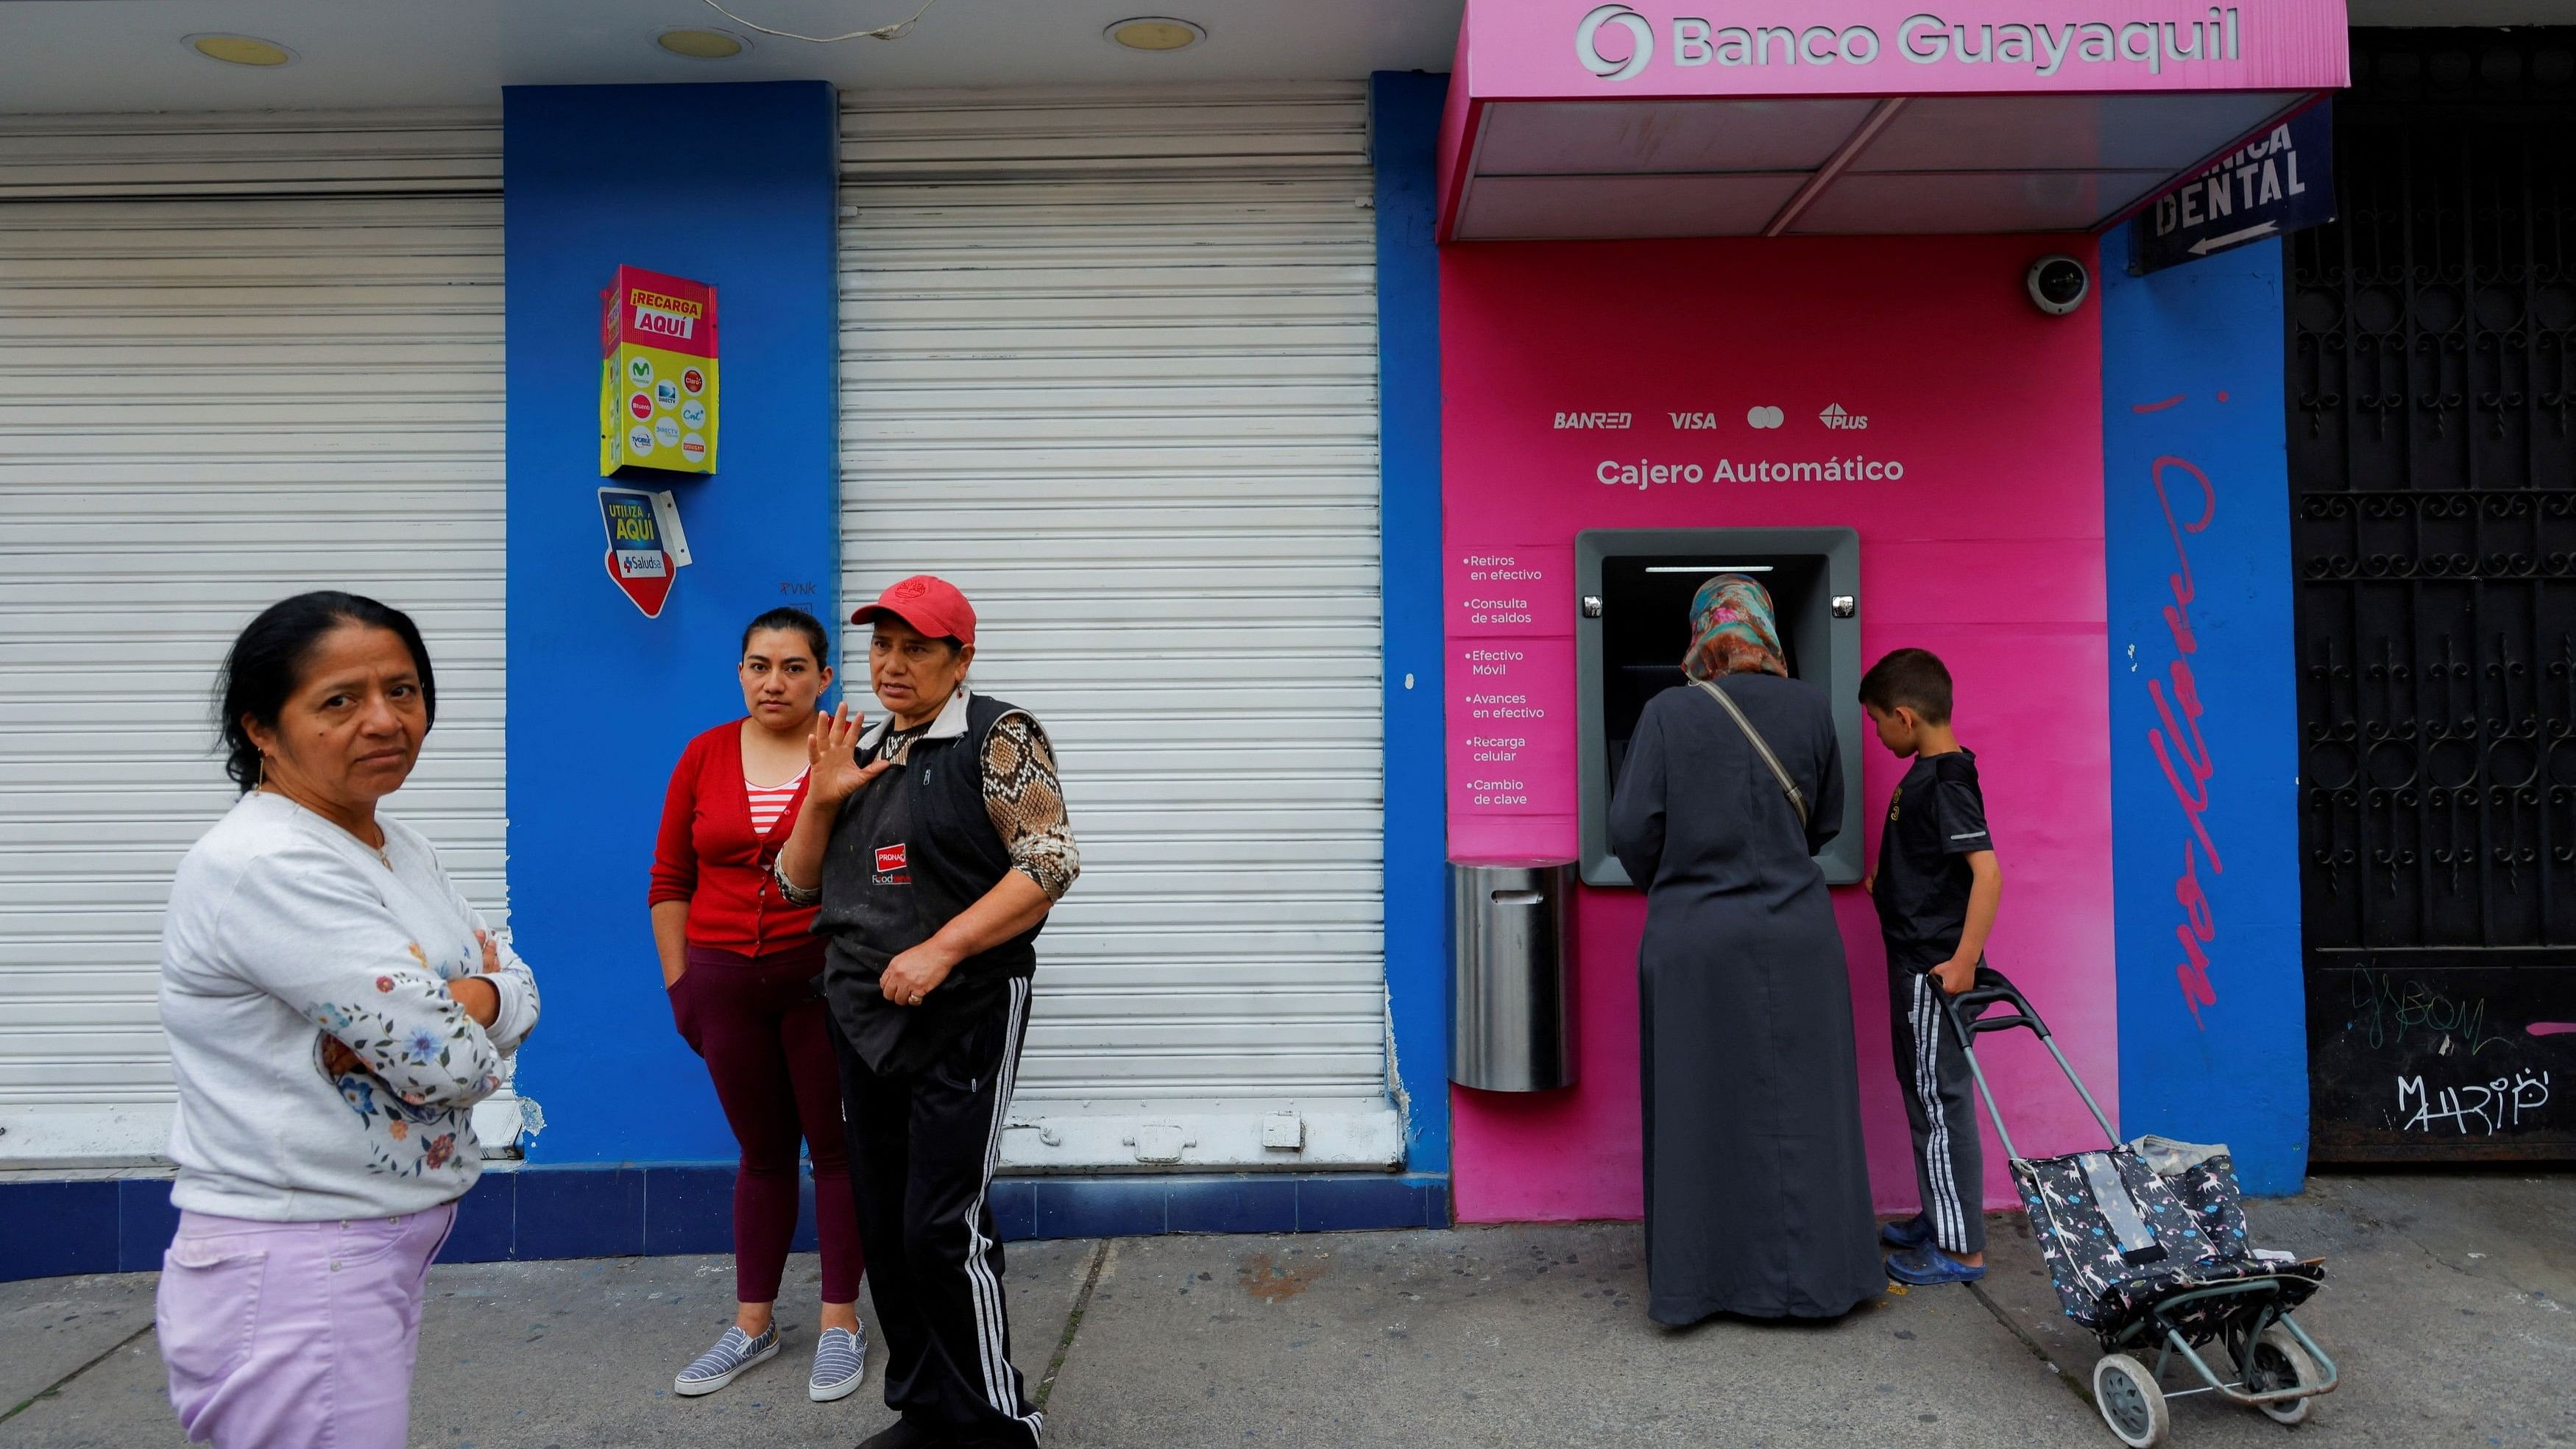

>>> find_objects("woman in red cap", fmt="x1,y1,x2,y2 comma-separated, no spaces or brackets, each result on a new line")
775,575,1078,1449
648,609,868,1403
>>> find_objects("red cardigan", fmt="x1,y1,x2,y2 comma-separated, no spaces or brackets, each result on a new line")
649,721,818,957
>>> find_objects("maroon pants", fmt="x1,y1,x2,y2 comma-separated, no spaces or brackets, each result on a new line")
670,941,863,1304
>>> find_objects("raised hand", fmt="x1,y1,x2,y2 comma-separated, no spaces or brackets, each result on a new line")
807,701,891,807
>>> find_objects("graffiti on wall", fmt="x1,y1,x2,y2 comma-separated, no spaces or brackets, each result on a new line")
2129,400,2226,1027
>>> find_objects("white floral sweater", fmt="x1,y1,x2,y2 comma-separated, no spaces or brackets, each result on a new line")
160,791,539,1221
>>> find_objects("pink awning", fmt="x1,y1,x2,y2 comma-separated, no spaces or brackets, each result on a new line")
1437,0,2348,240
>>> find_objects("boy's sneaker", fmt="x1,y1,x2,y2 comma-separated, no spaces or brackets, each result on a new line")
674,1323,780,1396
1886,1246,1986,1285
1879,1214,1935,1251
810,1324,868,1402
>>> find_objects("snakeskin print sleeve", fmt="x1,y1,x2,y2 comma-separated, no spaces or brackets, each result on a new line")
983,712,1079,901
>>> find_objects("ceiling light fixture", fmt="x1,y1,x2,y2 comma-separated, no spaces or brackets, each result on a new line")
1106,17,1206,52
185,34,296,67
657,27,748,59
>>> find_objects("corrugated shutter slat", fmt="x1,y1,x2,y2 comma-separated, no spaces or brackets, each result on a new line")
0,113,506,1163
838,85,1395,1170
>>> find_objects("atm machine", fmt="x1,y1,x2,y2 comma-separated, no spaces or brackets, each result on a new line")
1574,527,1864,887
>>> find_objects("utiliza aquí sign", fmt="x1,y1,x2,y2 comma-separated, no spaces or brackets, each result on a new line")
2128,102,2332,274
598,486,695,618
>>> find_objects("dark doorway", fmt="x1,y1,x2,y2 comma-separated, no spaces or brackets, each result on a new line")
2287,29,2576,1161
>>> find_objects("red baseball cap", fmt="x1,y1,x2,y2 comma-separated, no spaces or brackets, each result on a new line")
851,574,977,646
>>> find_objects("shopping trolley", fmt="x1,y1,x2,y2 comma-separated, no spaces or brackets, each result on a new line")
1942,968,2339,1448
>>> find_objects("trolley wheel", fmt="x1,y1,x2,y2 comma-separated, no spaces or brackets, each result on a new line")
2244,1324,2319,1426
2092,1353,2171,1448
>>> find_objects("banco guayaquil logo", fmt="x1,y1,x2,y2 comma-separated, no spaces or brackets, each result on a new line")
1819,403,1869,431
1577,4,1655,81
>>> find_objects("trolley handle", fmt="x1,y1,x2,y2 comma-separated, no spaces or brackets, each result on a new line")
1940,965,2123,1154
1942,966,2051,1042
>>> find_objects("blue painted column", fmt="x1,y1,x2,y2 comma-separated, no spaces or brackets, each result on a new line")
1372,72,1452,1184
503,82,843,1182
2100,230,2309,1193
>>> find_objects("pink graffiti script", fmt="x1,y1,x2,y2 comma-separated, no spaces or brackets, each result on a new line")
2148,454,2223,1025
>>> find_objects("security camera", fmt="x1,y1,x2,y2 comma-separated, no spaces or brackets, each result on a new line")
2026,255,2090,316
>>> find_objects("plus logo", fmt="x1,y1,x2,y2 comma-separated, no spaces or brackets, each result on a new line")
1819,403,1870,431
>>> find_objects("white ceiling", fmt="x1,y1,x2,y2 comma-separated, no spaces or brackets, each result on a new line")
0,0,1464,114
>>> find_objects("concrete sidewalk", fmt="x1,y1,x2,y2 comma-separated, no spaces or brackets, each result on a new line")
4,1172,2569,1448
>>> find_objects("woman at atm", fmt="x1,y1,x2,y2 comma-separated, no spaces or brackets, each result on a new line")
1609,575,1880,1325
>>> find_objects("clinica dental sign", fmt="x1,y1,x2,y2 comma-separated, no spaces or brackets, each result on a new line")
2127,101,2335,274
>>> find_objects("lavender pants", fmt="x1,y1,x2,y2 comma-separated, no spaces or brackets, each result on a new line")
155,1201,456,1448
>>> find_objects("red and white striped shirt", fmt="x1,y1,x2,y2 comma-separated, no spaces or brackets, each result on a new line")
746,768,808,836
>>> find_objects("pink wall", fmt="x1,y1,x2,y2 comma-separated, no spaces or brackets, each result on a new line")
1441,235,2118,1223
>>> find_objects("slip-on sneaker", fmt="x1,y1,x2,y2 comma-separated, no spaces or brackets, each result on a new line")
674,1323,780,1397
1879,1214,1935,1251
1886,1246,1987,1286
810,1324,868,1403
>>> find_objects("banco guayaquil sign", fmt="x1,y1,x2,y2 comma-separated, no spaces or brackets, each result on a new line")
2128,102,2334,274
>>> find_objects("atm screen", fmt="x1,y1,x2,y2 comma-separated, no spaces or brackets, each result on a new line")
1599,553,1830,790
1575,526,1861,887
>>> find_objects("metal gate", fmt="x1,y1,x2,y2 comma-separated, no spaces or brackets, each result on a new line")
2287,31,2576,1161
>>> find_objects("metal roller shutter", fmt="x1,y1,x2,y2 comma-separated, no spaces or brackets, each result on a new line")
838,84,1397,1171
0,110,510,1166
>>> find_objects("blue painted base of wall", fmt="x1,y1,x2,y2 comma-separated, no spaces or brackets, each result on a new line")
0,1169,1452,1281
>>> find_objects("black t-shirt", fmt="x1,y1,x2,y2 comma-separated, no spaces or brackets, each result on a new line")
1872,748,1993,968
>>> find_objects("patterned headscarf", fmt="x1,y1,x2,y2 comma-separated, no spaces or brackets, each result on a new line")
1681,574,1790,682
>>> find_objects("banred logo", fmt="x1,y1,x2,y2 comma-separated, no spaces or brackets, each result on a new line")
875,843,907,874
628,392,653,420
682,367,706,394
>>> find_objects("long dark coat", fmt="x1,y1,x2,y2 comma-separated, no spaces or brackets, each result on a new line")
1610,672,1882,1324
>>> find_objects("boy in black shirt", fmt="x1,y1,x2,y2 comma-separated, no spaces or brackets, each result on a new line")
1859,648,2001,1286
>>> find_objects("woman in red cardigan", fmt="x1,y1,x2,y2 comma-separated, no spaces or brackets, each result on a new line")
651,609,866,1403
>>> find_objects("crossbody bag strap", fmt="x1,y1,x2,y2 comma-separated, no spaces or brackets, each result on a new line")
1693,677,1810,829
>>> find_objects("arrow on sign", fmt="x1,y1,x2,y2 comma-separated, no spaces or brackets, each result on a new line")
2188,221,2279,256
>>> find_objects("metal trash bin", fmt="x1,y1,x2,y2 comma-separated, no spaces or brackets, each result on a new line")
1449,859,1577,1091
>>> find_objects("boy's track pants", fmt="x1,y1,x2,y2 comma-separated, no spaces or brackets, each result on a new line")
832,978,1043,1448
1889,963,1987,1256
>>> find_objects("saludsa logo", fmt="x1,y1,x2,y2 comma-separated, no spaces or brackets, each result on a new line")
1819,403,1869,431
1576,4,1655,81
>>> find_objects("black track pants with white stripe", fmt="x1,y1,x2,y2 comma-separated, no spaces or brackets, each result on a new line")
1889,965,1986,1256
831,979,1041,1448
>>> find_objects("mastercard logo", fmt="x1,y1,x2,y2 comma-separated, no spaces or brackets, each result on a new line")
628,392,653,420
